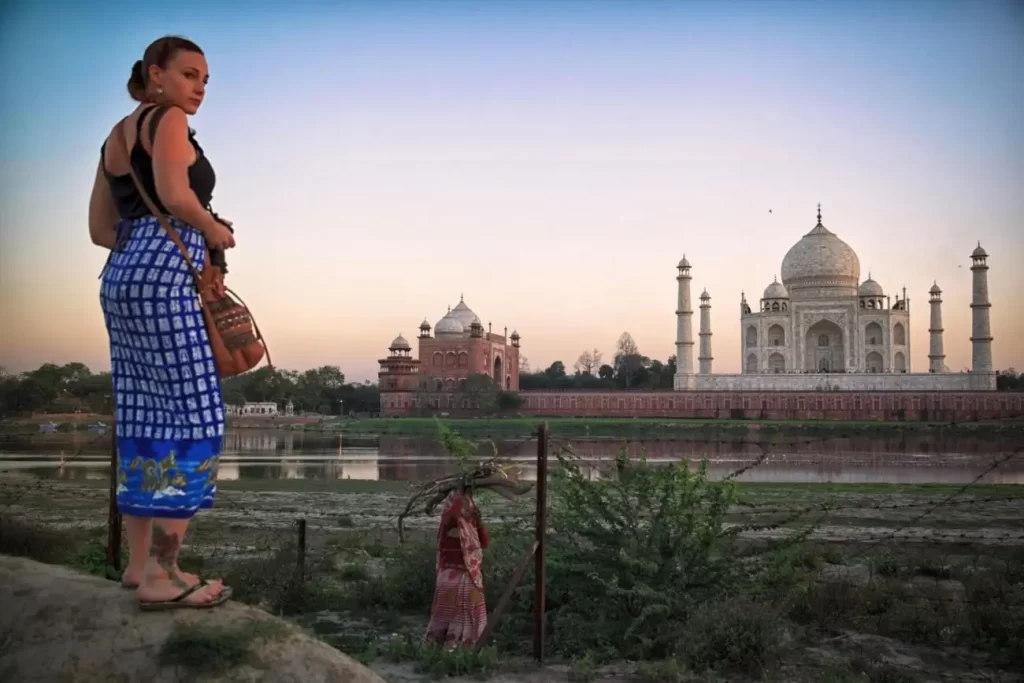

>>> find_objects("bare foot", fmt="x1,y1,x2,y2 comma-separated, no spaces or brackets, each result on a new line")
137,576,225,606
124,568,223,595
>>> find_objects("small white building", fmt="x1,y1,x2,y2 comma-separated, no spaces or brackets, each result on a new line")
226,401,279,417
225,399,295,417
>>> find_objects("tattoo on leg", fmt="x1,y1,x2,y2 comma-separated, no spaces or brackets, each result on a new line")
151,524,188,588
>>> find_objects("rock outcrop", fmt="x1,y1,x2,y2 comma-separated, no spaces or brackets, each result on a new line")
0,554,385,683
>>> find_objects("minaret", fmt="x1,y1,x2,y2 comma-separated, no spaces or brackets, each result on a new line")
674,256,694,386
927,282,945,373
970,242,993,373
698,289,713,375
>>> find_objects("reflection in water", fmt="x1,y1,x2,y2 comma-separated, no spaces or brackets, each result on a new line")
2,429,1023,485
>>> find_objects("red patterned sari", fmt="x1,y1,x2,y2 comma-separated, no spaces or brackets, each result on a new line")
423,491,490,647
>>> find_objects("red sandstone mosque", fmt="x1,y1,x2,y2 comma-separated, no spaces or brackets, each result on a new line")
378,296,521,414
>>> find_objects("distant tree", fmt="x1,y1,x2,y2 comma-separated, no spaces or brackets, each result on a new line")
573,349,603,375
545,361,567,380
614,332,648,388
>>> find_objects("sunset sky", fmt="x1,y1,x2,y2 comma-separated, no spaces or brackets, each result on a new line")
1,0,1022,382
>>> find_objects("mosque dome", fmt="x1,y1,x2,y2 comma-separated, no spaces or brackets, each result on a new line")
929,282,942,295
435,312,464,336
858,275,884,297
780,205,860,298
972,243,988,258
763,278,788,300
389,334,411,351
449,297,478,329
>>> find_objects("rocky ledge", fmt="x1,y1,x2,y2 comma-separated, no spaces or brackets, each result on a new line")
0,554,385,683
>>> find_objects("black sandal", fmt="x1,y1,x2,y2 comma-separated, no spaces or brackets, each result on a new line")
139,580,232,611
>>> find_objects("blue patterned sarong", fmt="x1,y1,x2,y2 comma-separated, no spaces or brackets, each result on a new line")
100,215,225,519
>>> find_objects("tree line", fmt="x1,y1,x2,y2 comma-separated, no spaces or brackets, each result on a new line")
2,351,1021,417
0,362,381,417
519,332,677,390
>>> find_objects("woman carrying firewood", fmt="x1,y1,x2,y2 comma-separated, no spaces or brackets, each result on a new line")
423,483,490,648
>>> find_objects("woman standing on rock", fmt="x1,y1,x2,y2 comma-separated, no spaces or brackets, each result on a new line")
88,35,234,610
424,485,490,647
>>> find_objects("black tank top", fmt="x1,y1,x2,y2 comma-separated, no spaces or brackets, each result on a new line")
102,104,216,219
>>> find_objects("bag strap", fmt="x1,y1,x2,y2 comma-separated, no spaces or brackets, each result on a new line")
111,116,208,290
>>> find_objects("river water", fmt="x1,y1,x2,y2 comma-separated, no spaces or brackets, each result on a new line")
1,428,1023,485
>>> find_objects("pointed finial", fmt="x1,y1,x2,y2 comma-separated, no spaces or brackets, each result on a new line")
773,274,778,283
460,293,464,302
816,203,822,224
447,305,451,313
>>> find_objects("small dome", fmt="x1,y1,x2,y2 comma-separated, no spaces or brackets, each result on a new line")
929,281,942,295
434,314,464,336
859,275,884,297
763,278,789,300
677,255,691,269
700,288,710,300
510,329,520,339
419,318,431,330
972,242,988,258
389,334,411,351
470,314,482,328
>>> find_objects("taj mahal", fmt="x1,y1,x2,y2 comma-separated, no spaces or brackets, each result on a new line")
673,205,996,392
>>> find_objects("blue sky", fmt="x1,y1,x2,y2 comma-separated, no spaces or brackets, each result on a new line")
1,0,1022,379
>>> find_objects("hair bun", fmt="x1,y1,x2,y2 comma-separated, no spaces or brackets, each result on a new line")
131,60,144,82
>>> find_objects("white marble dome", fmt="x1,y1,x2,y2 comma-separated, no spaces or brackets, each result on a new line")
780,209,860,296
859,276,884,297
449,298,478,329
763,278,788,299
434,313,464,336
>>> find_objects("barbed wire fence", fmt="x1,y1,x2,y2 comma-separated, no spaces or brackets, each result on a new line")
1,416,1023,679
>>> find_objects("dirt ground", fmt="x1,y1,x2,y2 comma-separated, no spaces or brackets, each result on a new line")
3,473,1022,682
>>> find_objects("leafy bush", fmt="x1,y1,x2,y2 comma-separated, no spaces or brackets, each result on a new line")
543,445,809,664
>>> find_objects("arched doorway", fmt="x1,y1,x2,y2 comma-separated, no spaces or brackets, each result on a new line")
493,355,503,383
893,322,906,345
865,322,882,346
894,352,906,373
805,319,844,372
865,351,884,373
745,353,758,373
768,352,785,373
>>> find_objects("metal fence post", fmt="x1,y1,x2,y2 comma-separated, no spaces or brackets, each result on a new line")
533,422,548,663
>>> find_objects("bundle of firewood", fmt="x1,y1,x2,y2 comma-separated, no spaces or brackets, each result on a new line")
396,457,534,543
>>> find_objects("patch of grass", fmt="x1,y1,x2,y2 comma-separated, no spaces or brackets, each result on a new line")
0,517,126,580
360,633,502,680
633,658,701,683
337,562,370,582
567,652,598,682
158,619,293,675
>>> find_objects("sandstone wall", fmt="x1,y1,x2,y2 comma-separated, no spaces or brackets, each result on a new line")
519,390,1023,422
